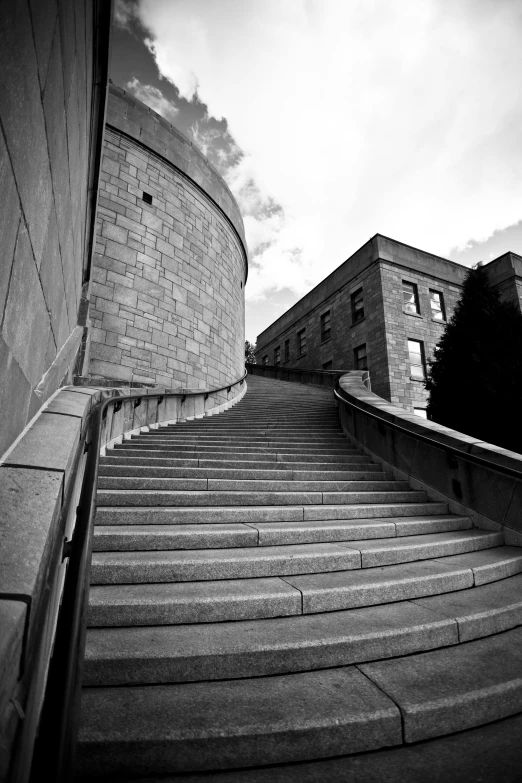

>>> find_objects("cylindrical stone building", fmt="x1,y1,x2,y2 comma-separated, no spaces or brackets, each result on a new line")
87,84,248,389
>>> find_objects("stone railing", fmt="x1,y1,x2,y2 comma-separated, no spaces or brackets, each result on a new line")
0,374,247,781
245,362,368,390
335,371,522,545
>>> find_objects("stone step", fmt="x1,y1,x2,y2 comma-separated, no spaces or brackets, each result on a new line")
112,442,359,454
89,531,501,585
98,465,388,481
76,666,403,776
134,433,348,443
75,626,522,775
359,625,522,743
83,574,522,686
103,451,373,465
93,502,451,526
86,548,498,628
164,426,343,434
96,478,407,493
284,542,518,614
91,516,473,552
95,489,429,507
135,428,347,437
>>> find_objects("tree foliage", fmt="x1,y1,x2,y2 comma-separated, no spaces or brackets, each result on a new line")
245,340,257,364
425,265,522,453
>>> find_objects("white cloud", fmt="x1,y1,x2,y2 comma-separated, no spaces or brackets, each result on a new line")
125,77,179,124
113,0,140,31
133,0,522,310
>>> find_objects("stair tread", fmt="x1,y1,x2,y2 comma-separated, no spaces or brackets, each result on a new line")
360,625,522,743
84,575,522,685
76,627,522,775
77,666,401,775
92,516,473,550
80,373,522,777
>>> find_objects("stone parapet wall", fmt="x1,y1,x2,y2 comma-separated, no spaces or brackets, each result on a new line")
88,88,247,389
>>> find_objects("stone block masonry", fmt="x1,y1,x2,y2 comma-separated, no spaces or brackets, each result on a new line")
88,86,248,389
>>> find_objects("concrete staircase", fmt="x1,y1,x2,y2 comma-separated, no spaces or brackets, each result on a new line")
75,375,522,779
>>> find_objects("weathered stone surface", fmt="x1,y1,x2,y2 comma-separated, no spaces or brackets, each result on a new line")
413,573,522,641
113,713,522,783
2,222,52,385
4,412,81,483
83,600,457,686
0,335,32,459
87,576,301,627
45,389,92,419
359,626,522,743
433,546,522,585
0,466,63,662
92,523,257,551
76,667,401,775
88,87,247,388
286,560,473,614
0,600,26,707
90,542,361,584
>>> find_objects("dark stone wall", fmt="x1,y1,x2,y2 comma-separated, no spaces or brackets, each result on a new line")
0,0,110,458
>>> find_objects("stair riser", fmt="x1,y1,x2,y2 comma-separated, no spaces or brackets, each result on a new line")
96,479,406,492
90,548,362,584
94,502,450,525
98,467,387,480
112,443,359,454
90,535,499,584
96,490,428,507
83,607,459,685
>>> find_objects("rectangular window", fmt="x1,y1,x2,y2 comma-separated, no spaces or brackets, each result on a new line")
429,290,446,322
297,328,306,356
351,288,364,323
322,360,333,370
274,346,281,366
403,281,420,315
408,339,426,379
262,355,268,366
320,310,331,341
354,343,368,370
284,339,290,362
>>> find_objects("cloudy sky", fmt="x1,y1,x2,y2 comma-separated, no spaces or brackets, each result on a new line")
111,0,522,342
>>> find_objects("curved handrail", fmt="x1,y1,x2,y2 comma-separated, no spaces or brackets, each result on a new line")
28,371,247,781
334,375,522,480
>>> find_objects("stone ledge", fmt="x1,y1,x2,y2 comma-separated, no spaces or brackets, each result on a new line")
337,372,522,536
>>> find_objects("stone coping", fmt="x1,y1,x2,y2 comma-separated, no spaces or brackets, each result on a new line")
337,372,522,475
107,84,248,269
336,372,522,540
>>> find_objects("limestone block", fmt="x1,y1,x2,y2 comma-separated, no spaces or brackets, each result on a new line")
0,133,21,319
0,336,32,460
2,223,52,386
0,467,63,651
0,0,52,266
0,600,26,713
4,412,82,484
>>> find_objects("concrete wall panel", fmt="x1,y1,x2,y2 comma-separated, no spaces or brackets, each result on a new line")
0,0,110,458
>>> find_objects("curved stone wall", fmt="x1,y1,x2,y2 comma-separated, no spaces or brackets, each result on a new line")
87,85,248,389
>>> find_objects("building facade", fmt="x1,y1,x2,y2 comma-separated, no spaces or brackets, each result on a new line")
85,85,248,390
256,235,522,415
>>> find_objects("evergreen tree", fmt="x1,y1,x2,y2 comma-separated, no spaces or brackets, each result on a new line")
425,265,522,453
245,340,257,364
